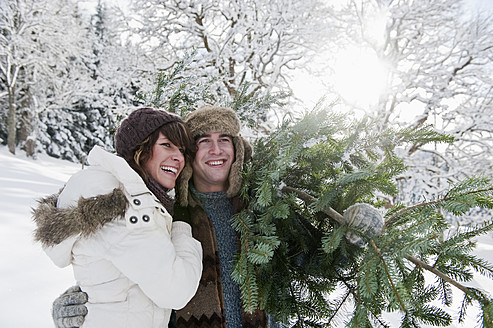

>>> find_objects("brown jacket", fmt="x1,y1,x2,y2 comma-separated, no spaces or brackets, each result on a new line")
172,193,267,328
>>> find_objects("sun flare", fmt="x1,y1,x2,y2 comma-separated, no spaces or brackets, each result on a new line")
332,46,388,108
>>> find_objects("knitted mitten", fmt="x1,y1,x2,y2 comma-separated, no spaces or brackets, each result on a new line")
52,285,88,328
343,203,384,246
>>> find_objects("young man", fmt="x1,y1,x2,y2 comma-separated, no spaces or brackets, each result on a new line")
172,105,271,327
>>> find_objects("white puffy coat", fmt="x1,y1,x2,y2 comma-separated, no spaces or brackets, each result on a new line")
43,146,203,327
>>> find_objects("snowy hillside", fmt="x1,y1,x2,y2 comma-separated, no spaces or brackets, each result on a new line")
0,147,79,327
1,145,492,327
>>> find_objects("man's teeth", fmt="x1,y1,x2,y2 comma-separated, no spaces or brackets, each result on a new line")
161,166,177,174
208,160,224,166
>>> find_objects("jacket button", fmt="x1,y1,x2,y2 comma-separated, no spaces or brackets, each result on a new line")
129,216,138,223
133,199,141,206
142,215,150,222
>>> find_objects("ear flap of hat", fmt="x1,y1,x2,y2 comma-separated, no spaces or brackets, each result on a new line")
227,135,252,198
241,136,253,162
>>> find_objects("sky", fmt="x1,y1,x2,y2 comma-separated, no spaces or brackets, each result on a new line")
1,145,493,327
469,0,493,11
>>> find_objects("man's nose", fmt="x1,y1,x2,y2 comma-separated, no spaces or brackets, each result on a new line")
209,141,222,154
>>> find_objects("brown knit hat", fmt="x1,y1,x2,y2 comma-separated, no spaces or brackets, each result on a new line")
178,105,253,205
114,107,184,159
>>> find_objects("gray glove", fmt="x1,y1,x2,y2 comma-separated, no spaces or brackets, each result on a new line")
52,285,88,328
343,203,384,246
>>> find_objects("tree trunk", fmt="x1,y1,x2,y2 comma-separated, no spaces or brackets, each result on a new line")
19,108,35,157
7,86,16,155
19,89,36,157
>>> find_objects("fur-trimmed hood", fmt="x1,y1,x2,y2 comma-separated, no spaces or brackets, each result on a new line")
33,188,128,247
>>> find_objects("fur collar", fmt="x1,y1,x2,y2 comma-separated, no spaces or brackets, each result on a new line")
33,188,128,247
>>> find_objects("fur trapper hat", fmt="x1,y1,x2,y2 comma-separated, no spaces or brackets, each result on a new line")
178,105,252,206
114,107,183,160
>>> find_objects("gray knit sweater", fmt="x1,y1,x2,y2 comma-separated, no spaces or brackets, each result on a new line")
191,185,242,327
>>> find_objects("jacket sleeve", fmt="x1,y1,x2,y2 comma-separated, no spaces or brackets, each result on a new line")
104,219,203,310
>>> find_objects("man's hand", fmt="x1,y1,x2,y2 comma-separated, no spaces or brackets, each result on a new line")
343,203,384,246
52,285,88,328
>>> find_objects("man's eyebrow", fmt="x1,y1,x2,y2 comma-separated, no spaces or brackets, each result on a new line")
195,133,232,140
195,133,211,140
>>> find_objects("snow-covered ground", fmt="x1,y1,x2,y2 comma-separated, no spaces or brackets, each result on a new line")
1,145,492,327
0,147,79,327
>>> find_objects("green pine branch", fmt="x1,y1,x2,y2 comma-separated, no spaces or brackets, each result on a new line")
231,106,493,327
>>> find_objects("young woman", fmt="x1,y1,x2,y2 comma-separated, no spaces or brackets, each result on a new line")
33,107,203,327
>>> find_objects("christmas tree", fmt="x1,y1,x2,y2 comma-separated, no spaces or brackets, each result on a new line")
232,106,493,327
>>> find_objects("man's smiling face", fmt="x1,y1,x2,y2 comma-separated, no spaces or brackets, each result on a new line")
192,132,234,193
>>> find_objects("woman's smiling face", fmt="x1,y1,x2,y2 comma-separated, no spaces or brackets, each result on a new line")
144,132,185,189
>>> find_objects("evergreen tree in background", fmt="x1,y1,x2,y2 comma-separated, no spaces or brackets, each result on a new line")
36,103,118,162
34,0,140,163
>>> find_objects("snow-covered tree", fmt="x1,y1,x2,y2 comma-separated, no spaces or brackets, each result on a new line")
0,0,94,155
323,0,493,224
116,0,331,98
0,0,150,161
83,0,141,108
